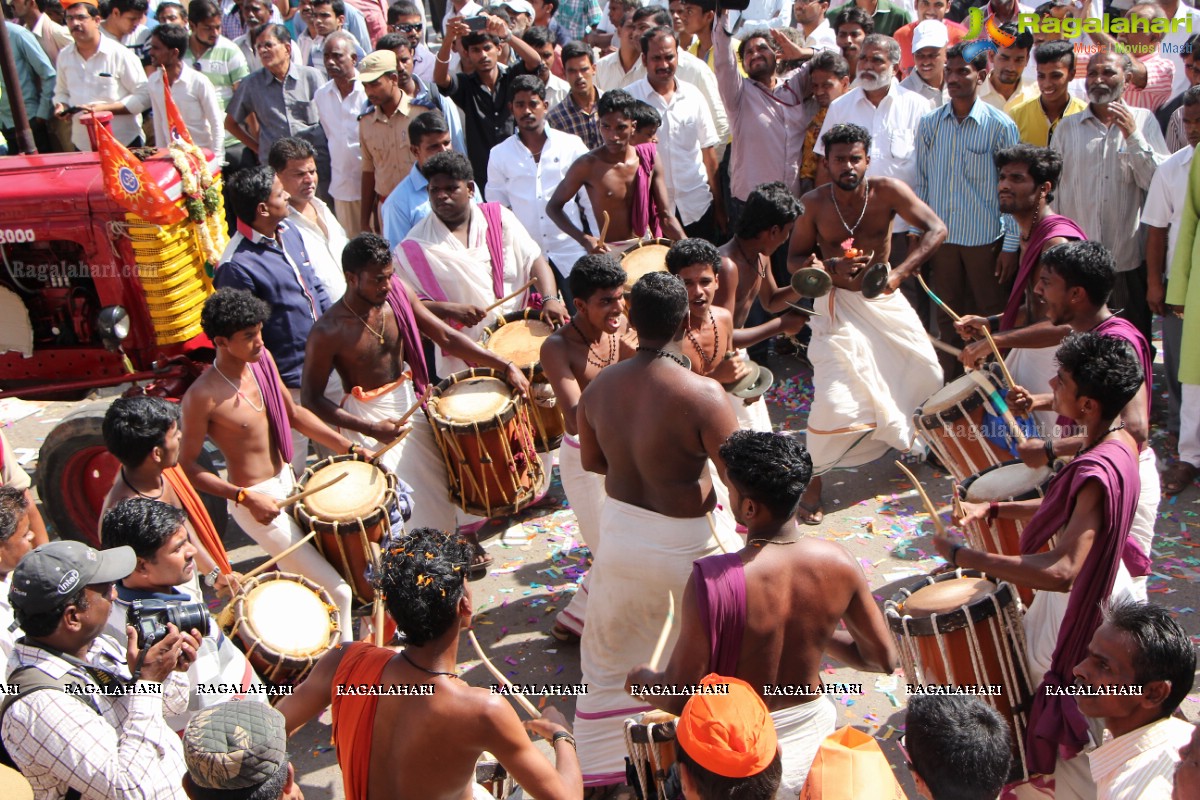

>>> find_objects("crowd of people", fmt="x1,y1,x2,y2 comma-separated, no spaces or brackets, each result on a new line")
1,0,1200,797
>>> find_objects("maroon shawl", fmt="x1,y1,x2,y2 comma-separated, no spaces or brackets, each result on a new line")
249,352,293,466
1000,215,1086,331
692,553,746,676
386,276,431,393
1020,438,1139,775
1093,315,1153,415
632,143,663,239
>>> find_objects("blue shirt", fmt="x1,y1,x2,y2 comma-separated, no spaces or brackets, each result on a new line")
914,99,1020,248
411,76,467,155
0,22,55,128
381,167,483,245
214,221,332,387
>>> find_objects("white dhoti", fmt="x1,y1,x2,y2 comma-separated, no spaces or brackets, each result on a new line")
338,378,482,534
772,698,837,799
554,434,608,637
726,349,773,432
1005,345,1059,439
576,497,741,787
1129,447,1160,601
227,466,354,642
805,289,942,474
1022,563,1136,684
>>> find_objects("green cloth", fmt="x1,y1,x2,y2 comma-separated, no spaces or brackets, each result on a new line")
1168,143,1200,384
826,0,912,37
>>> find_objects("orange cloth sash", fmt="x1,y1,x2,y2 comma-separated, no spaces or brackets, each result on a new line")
331,642,397,800
163,465,231,574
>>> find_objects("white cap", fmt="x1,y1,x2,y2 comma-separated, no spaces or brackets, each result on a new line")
911,20,949,53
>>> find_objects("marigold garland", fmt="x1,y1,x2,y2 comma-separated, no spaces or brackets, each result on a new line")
167,139,225,266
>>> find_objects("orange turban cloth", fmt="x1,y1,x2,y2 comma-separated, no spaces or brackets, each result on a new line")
675,674,779,779
67,0,99,7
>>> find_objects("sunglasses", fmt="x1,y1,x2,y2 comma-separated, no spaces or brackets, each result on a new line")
391,22,423,32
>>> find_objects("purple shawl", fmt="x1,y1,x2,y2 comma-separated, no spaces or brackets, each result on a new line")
1000,215,1086,331
249,352,293,466
1094,315,1153,414
632,143,663,239
1020,438,1139,775
692,553,746,676
386,276,431,393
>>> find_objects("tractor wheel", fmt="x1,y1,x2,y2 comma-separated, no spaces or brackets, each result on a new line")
36,401,228,547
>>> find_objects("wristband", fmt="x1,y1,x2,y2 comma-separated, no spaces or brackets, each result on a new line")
1043,438,1056,464
235,487,248,505
949,543,963,567
987,501,1000,522
348,442,360,456
551,731,576,750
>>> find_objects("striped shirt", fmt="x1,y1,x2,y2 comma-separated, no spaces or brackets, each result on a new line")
1089,716,1194,800
1050,104,1168,271
914,99,1019,246
1122,53,1175,112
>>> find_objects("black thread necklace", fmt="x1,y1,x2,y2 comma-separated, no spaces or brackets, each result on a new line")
685,310,720,372
571,318,617,368
401,650,460,679
637,346,689,369
121,468,165,500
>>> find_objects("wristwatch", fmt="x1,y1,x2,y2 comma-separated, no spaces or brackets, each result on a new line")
204,567,221,588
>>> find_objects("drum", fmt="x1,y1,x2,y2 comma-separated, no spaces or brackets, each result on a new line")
293,454,399,606
479,310,565,452
620,239,672,294
475,753,514,799
885,570,1033,780
221,572,341,687
425,368,545,518
914,365,1031,484
958,461,1053,608
624,710,678,800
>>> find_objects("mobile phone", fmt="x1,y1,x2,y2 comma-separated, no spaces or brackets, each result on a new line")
57,106,84,117
465,15,489,32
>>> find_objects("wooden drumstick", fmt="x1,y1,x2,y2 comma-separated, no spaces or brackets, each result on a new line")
468,629,542,718
894,460,948,538
599,210,610,244
916,274,1017,386
243,530,319,581
484,279,537,313
927,334,962,358
980,326,1019,389
368,425,414,465
276,471,349,508
649,591,675,670
966,370,1027,445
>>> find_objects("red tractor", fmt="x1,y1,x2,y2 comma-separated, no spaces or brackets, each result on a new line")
0,113,226,546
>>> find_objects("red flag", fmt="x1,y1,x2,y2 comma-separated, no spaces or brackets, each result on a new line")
162,78,193,145
94,115,186,224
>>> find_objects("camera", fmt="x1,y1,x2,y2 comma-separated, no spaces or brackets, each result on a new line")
128,599,211,649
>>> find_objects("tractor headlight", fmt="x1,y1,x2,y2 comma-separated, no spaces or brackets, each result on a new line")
96,305,130,343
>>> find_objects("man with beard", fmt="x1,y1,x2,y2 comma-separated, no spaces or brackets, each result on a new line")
899,20,947,107
915,42,1019,378
541,255,635,642
796,50,850,195
1051,48,1168,344
954,144,1084,436
976,21,1037,112
302,234,530,571
488,75,590,303
1008,39,1087,147
548,88,685,251
789,0,838,53
787,122,945,522
893,0,966,74
831,4,871,77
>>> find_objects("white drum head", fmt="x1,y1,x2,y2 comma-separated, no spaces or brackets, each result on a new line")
921,370,1000,415
966,463,1052,503
438,377,513,422
245,579,333,657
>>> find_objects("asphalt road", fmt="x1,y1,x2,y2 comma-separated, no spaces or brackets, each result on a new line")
3,340,1197,800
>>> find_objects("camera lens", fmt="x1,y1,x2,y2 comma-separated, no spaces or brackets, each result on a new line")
168,602,211,637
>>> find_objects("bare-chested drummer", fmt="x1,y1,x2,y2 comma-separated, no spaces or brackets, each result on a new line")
714,181,805,327
574,271,743,792
546,88,685,253
181,289,373,639
627,430,897,798
301,233,531,573
539,255,636,643
786,122,947,523
278,526,583,800
666,238,809,433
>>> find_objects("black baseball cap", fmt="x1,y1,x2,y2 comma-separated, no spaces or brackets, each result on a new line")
9,541,135,615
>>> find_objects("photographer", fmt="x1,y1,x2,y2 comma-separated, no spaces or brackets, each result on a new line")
1,540,200,800
101,498,268,732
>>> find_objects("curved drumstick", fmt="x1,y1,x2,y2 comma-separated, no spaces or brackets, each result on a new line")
599,210,611,244
242,530,319,581
894,460,947,538
276,471,349,508
916,273,1019,389
649,592,675,670
468,629,542,718
484,279,537,313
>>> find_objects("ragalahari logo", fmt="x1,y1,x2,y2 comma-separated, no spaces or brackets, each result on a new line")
963,7,1017,60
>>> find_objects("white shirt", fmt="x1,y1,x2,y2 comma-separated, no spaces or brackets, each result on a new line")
0,572,17,663
594,48,730,148
546,72,570,110
413,42,438,85
626,78,719,225
287,199,350,301
441,0,483,34
1089,717,1195,800
486,127,590,272
125,66,225,164
733,0,790,31
798,19,839,51
53,34,148,151
314,77,367,202
27,13,71,63
1141,143,1193,277
815,81,932,190
233,33,302,73
1162,1,1200,97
